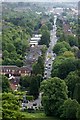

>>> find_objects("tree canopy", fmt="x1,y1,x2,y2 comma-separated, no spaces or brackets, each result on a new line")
40,77,68,116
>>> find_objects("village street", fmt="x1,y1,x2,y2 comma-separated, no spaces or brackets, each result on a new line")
21,15,58,110
44,15,57,79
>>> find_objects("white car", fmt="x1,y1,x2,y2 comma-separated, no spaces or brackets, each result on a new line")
45,67,47,70
52,57,55,61
44,72,47,75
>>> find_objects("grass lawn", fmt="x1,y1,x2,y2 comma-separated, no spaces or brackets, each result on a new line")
23,111,60,120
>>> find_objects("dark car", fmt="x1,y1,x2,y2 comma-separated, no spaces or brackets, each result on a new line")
33,103,37,106
49,64,51,66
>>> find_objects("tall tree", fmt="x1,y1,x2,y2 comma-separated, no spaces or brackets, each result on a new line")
40,77,68,116
73,83,80,103
65,71,80,98
39,30,50,47
2,75,11,93
29,76,39,99
59,98,79,119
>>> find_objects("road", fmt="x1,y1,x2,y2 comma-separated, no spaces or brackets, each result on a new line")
21,15,58,110
44,15,57,79
21,92,42,110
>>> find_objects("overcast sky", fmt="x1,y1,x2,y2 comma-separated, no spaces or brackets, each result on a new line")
2,0,79,2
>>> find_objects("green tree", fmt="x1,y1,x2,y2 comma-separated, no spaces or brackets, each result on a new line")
40,77,68,116
32,62,41,75
51,56,66,78
32,56,44,75
2,58,12,65
7,43,16,52
58,58,77,79
19,75,31,90
36,74,43,87
39,24,48,33
39,30,50,47
62,51,75,58
29,75,39,99
41,45,47,56
53,41,71,55
76,105,80,119
46,22,53,30
65,71,80,98
15,59,23,67
2,92,26,119
73,83,80,103
2,75,11,93
59,98,79,120
3,50,9,58
67,35,78,47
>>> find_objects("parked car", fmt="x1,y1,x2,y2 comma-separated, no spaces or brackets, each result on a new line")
33,103,37,106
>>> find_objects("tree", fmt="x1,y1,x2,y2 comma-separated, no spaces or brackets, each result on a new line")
32,62,41,75
41,45,47,56
67,35,78,47
36,74,43,87
3,50,9,59
2,21,29,66
73,83,80,103
39,30,50,47
2,92,26,119
39,24,48,33
15,59,23,67
37,56,44,74
62,51,75,58
32,56,44,76
2,75,11,93
76,105,80,119
7,43,16,52
59,98,79,120
71,46,79,57
50,18,54,25
53,41,71,55
59,47,68,54
19,76,31,90
58,58,77,79
65,71,80,99
40,77,68,116
51,56,66,78
29,75,39,99
46,22,53,30
9,51,17,60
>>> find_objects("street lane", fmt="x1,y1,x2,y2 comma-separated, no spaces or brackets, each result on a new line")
44,15,57,79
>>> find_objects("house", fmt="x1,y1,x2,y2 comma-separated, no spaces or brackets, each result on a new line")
30,34,42,47
9,76,20,91
0,65,31,76
0,65,32,91
30,37,41,46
